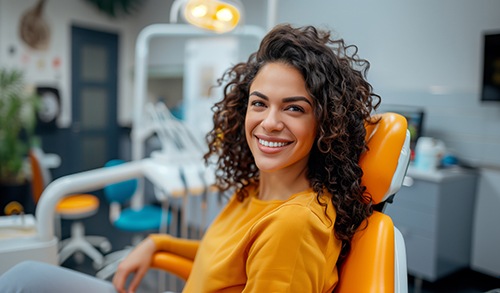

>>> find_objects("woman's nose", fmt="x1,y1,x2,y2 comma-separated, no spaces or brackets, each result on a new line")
261,109,284,132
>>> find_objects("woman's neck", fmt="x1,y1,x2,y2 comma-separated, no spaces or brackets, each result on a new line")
257,167,311,201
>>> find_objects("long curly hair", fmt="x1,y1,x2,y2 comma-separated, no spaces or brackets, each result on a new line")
204,24,381,263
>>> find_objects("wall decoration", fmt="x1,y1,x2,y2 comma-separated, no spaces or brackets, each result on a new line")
19,0,51,51
52,56,61,69
35,86,61,133
36,58,46,70
21,53,31,66
8,45,16,56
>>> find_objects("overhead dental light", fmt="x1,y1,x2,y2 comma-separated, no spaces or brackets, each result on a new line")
170,0,243,33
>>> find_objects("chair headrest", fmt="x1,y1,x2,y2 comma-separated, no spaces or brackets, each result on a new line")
360,112,411,205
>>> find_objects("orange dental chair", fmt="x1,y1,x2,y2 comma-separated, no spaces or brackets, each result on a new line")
150,112,411,293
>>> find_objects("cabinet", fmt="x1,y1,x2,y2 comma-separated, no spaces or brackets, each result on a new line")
471,168,500,277
385,166,478,282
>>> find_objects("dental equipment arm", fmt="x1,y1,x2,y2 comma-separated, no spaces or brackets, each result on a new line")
35,159,168,242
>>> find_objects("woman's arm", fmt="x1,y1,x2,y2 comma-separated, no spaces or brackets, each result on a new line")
112,234,201,293
149,233,200,261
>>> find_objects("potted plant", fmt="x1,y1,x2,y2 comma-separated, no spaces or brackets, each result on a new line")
0,68,40,215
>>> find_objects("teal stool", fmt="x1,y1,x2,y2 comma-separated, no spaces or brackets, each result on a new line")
96,159,171,279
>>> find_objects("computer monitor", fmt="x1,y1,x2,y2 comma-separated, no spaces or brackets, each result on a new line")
481,32,500,102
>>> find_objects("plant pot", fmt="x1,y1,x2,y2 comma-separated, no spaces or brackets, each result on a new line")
0,182,34,216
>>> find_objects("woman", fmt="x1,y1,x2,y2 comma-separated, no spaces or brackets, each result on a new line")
0,24,380,293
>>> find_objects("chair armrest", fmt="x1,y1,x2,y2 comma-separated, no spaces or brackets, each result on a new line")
151,252,193,281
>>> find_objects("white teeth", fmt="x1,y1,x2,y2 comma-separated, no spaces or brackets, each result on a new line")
259,139,288,148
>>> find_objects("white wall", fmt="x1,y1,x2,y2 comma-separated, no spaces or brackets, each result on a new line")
262,0,500,168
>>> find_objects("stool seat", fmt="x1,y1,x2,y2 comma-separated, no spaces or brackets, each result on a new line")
56,194,100,219
114,205,165,232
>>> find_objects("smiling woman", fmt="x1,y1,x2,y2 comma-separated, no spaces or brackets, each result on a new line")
0,24,382,293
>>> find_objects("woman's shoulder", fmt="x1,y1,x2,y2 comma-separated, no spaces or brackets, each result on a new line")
285,189,333,208
275,190,336,228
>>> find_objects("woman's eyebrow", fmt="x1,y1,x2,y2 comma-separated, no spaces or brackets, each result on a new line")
250,91,312,106
249,91,268,100
283,96,312,106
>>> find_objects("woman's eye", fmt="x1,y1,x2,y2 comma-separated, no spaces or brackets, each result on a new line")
286,105,305,112
251,100,266,107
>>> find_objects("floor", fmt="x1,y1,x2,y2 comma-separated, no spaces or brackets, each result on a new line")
407,270,500,293
59,190,500,293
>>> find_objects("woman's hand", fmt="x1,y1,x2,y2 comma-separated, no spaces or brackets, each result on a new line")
112,237,157,293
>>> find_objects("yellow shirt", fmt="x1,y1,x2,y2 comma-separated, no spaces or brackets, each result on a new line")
151,186,341,292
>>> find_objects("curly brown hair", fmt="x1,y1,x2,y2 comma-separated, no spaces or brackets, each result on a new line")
204,24,381,263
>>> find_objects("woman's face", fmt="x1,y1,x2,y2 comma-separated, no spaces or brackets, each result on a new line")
245,62,317,174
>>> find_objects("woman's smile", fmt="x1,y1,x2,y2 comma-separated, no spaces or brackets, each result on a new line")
258,138,290,148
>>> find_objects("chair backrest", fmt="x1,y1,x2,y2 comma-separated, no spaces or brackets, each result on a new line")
103,159,138,204
361,112,411,205
29,148,52,204
29,147,63,204
334,112,410,293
